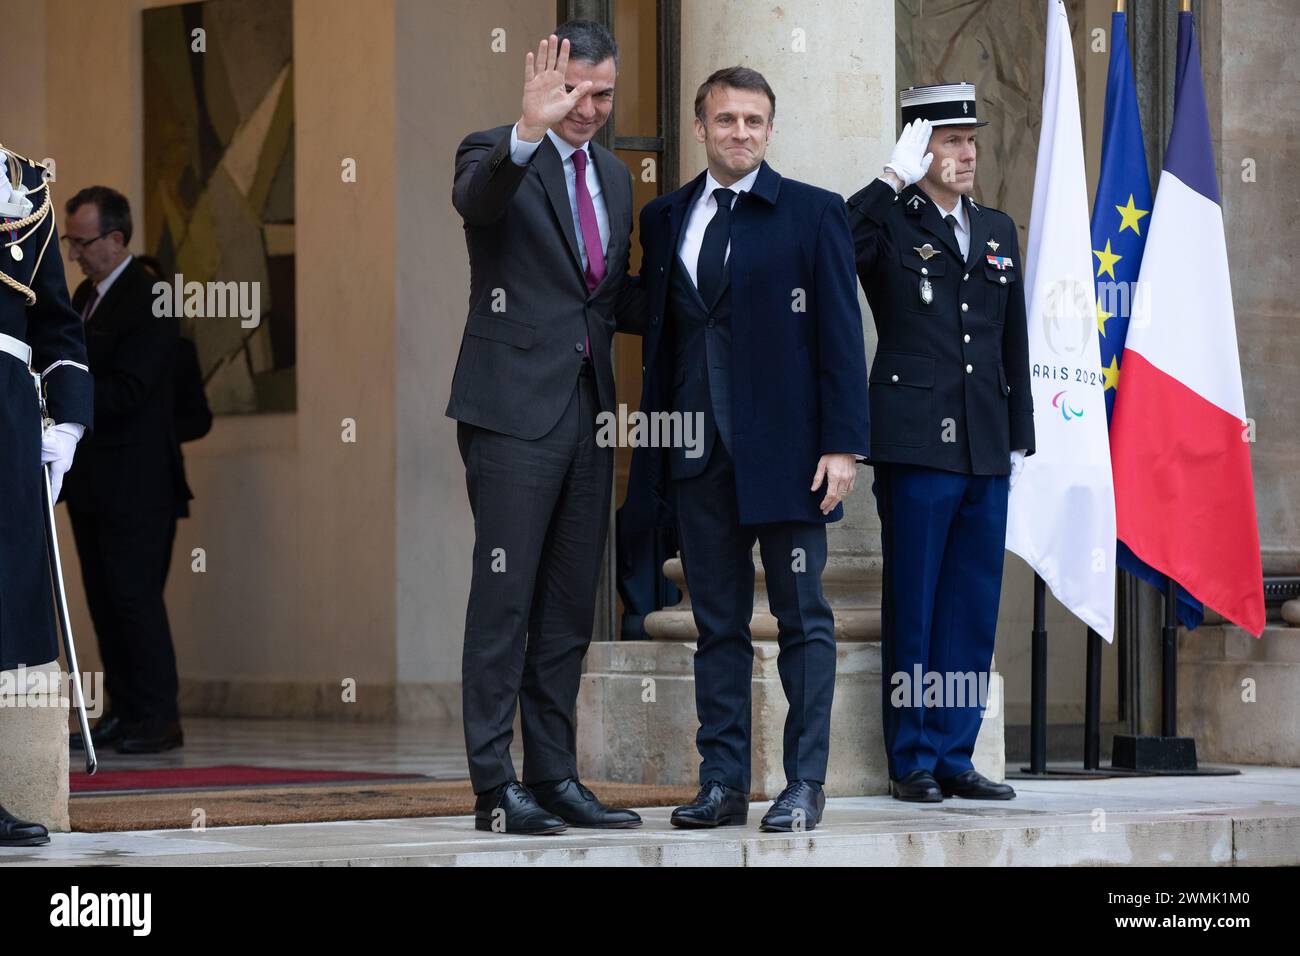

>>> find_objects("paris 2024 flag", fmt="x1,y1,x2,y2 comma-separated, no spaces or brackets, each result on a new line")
1007,0,1116,643
1110,9,1265,636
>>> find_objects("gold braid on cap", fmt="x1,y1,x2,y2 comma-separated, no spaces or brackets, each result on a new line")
0,143,56,306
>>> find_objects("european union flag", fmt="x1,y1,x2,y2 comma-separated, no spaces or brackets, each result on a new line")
1092,10,1203,629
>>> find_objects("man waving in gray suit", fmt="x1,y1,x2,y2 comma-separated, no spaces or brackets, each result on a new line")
447,20,643,835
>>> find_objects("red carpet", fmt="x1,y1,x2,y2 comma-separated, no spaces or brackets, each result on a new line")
70,765,424,793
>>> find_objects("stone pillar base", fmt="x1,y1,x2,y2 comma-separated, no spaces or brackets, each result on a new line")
0,662,70,832
1179,625,1300,765
578,640,1004,796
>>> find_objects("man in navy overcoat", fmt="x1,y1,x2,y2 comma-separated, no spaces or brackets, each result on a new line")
626,66,869,832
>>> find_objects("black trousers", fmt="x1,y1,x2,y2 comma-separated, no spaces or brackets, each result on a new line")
457,367,611,793
673,441,836,793
68,505,180,724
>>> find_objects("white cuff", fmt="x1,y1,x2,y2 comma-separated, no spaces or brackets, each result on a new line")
509,123,544,166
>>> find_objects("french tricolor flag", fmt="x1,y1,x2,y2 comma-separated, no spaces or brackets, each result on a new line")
1110,10,1265,636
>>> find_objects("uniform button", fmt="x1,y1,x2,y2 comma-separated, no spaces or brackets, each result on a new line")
966,364,973,374
921,267,928,276
963,333,971,343
575,342,585,352
641,365,646,372
963,273,969,281
891,374,899,383
1000,275,1007,284
961,303,969,312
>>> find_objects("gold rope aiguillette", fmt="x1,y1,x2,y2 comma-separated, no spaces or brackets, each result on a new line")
0,143,56,306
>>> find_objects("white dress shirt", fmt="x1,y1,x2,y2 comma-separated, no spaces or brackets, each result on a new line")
509,124,610,273
678,165,761,290
935,194,970,259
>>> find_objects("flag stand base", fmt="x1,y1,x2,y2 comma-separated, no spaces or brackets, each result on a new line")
1109,734,1238,774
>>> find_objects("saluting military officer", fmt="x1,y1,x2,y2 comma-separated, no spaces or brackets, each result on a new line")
846,84,1034,802
0,143,94,846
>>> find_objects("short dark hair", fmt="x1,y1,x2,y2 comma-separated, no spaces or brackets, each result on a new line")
66,185,133,245
694,66,776,123
555,19,618,67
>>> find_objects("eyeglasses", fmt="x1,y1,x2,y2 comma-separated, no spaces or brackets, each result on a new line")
60,232,110,251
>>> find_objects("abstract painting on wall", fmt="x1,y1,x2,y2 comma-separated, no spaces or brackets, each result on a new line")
143,0,295,414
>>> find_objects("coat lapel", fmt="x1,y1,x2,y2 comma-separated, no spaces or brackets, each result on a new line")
669,172,709,311
963,195,992,272
589,141,628,294
534,136,585,282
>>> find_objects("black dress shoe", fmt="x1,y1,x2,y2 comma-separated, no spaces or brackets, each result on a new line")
474,782,568,835
69,712,126,750
670,780,748,829
114,719,184,754
530,777,642,829
937,769,1016,800
891,769,943,802
760,780,826,832
0,804,49,847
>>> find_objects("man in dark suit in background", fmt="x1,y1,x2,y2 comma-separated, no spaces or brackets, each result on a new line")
61,187,188,755
447,21,643,835
628,67,871,832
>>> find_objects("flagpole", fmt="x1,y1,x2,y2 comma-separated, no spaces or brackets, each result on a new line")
1030,575,1047,774
1084,627,1102,768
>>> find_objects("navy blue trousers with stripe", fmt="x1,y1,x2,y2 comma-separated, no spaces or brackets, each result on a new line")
873,463,1008,781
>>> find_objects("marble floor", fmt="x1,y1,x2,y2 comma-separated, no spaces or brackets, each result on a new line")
73,716,508,782
10,765,1300,866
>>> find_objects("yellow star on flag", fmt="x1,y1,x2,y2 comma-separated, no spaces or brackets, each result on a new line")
1102,356,1120,391
1115,194,1150,235
1096,299,1114,337
1094,239,1122,280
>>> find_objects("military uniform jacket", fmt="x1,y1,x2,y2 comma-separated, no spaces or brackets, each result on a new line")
846,178,1034,475
0,147,94,669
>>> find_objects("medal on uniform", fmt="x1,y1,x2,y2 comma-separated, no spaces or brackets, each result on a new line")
920,276,933,305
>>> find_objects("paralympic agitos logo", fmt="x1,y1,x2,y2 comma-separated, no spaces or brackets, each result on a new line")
1052,390,1085,421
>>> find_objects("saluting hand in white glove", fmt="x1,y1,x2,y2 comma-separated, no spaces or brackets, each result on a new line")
882,119,934,191
41,423,84,504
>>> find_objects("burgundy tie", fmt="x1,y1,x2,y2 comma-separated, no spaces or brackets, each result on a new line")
570,148,606,292
81,286,100,322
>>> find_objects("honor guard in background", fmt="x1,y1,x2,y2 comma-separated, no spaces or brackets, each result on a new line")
0,143,94,846
846,84,1034,802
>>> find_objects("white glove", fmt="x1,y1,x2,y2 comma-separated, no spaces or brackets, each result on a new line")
0,156,32,216
40,422,84,503
883,119,934,189
1009,449,1026,489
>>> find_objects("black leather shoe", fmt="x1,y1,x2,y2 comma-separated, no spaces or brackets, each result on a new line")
760,780,826,832
670,780,748,828
530,777,642,829
474,782,568,835
114,719,184,754
891,769,943,802
0,804,49,847
937,769,1016,800
70,712,126,750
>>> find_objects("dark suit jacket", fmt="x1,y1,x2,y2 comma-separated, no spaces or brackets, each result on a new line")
445,125,642,438
63,257,192,517
846,179,1035,474
626,161,871,528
